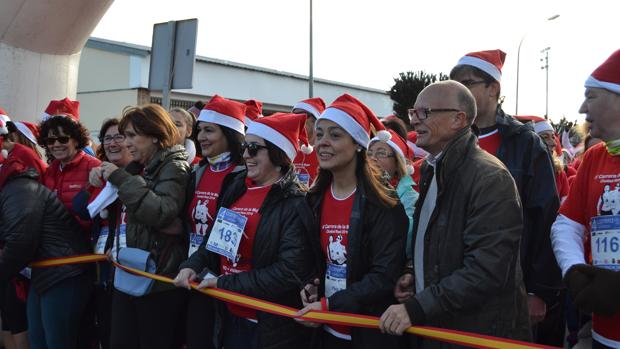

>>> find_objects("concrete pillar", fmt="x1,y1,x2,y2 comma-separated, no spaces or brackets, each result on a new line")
0,0,114,122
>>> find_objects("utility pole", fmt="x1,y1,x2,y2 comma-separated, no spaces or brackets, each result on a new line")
540,47,550,119
309,0,314,98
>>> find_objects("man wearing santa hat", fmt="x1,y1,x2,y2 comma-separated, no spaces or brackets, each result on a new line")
450,49,562,345
551,49,620,349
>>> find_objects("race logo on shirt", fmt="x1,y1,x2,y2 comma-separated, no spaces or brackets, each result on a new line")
327,234,347,265
598,183,620,216
193,198,213,235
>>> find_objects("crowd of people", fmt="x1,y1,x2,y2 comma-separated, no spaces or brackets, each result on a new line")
0,47,618,349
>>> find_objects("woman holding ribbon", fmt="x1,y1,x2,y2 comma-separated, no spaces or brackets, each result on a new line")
95,104,190,349
179,95,247,349
296,94,407,349
175,112,316,349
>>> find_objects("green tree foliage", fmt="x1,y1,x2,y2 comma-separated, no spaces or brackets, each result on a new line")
388,71,448,128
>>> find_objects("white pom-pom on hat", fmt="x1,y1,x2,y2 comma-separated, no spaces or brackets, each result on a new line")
406,164,414,175
99,209,109,220
1,149,8,159
301,144,313,155
376,130,392,142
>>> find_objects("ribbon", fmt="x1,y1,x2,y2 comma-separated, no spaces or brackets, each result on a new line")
30,254,559,349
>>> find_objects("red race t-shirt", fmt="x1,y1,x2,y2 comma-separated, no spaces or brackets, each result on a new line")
320,186,355,339
559,143,620,345
478,129,501,156
187,165,235,256
293,149,319,187
220,181,271,321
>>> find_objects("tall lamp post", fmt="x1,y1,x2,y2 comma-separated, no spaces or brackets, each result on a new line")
515,14,559,115
540,47,550,119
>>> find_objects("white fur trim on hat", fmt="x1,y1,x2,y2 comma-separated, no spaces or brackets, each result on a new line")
370,135,405,161
198,109,245,135
318,108,370,148
457,56,502,82
0,114,10,123
14,122,37,145
534,120,554,134
293,102,320,119
41,112,51,122
0,123,8,136
247,122,297,160
585,75,620,95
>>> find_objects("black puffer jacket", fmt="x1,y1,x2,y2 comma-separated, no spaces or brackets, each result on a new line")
180,169,315,349
0,170,91,294
306,179,407,349
495,109,562,301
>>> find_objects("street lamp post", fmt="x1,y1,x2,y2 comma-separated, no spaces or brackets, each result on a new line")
541,47,550,119
515,14,559,115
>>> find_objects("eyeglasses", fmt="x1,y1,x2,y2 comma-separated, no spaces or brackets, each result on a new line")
45,136,71,146
408,108,461,121
459,80,487,88
367,150,395,159
102,134,126,145
241,142,268,157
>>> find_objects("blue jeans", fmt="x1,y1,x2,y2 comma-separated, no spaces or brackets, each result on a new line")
27,273,92,349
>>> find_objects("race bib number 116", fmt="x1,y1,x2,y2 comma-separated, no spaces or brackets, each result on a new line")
591,215,620,271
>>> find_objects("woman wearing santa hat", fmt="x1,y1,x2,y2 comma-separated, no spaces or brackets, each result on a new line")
38,98,102,233
296,94,407,349
368,129,418,260
0,117,47,177
175,112,315,349
176,95,248,349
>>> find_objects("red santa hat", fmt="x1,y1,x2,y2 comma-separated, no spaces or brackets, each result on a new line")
0,108,10,123
42,97,80,121
317,93,386,148
198,95,247,135
515,115,554,134
0,108,10,135
370,129,414,174
244,99,263,122
456,49,506,82
14,121,40,145
292,97,326,119
585,49,620,95
246,112,312,160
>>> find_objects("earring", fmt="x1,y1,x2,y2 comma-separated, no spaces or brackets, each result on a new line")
356,148,362,153
152,138,158,144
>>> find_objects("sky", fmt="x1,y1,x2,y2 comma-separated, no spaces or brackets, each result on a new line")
92,0,620,123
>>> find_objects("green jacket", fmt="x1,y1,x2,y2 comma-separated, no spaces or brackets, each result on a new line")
108,145,190,293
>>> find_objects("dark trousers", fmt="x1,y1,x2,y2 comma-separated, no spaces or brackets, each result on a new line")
322,329,352,349
223,313,259,349
109,288,185,349
94,285,113,349
532,292,566,347
27,273,92,349
186,292,215,349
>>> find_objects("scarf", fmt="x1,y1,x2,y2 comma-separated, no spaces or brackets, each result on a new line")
605,139,620,156
207,152,232,171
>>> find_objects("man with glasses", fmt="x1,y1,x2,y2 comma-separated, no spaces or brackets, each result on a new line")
450,49,562,345
380,80,529,345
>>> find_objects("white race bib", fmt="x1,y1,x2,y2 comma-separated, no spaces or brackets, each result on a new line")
325,263,347,298
206,208,247,261
590,215,620,271
188,232,205,257
95,226,110,254
111,224,127,261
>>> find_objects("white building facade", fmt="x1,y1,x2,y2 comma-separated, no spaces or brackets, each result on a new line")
78,37,394,134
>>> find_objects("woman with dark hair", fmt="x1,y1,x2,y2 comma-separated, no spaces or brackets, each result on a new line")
296,94,407,349
175,112,315,349
95,104,190,349
172,96,247,349
38,99,101,232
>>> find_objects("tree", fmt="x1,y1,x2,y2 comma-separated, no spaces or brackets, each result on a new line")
388,70,448,128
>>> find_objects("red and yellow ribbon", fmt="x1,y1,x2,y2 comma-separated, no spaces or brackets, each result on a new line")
31,254,560,349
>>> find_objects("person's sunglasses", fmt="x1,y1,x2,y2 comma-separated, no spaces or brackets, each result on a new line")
241,142,268,157
45,136,71,146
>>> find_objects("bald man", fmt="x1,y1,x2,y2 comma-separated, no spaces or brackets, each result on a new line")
380,81,530,345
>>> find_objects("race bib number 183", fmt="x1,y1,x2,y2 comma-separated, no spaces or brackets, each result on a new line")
206,208,248,261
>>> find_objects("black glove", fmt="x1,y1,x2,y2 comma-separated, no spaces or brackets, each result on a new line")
564,264,592,302
572,264,620,316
